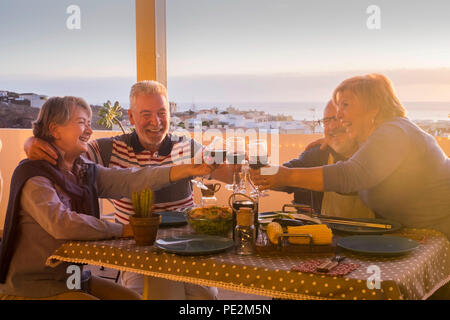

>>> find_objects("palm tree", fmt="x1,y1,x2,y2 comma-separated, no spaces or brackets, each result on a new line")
97,100,126,134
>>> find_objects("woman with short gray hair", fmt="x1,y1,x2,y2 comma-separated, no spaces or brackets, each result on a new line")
0,96,213,299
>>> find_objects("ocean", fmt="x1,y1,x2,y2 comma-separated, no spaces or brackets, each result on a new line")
176,101,450,121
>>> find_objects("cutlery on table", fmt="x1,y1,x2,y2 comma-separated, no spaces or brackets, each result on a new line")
316,255,346,273
289,213,392,230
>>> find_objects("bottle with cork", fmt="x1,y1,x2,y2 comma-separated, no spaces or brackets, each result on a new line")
234,207,256,255
228,164,259,240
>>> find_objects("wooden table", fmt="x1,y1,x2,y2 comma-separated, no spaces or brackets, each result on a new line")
46,225,450,300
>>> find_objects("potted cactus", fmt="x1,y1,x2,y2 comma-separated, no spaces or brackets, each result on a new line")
129,189,160,246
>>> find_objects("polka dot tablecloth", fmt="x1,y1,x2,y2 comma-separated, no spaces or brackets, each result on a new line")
46,227,450,300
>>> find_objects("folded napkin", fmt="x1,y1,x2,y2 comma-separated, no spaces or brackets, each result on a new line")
291,259,360,276
286,224,333,245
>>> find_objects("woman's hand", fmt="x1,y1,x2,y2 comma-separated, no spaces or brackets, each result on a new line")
170,163,214,182
121,223,134,238
209,164,241,184
249,166,290,190
24,136,58,165
251,166,324,192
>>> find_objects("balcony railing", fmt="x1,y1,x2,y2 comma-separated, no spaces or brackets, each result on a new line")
0,129,449,229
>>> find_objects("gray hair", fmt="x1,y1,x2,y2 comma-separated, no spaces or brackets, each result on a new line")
129,80,168,109
32,96,91,142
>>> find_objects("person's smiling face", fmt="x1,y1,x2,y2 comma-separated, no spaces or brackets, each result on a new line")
128,93,170,152
322,101,357,157
51,106,93,158
336,90,377,144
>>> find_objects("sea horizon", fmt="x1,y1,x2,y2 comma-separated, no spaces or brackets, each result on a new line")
1,82,449,121
174,101,450,122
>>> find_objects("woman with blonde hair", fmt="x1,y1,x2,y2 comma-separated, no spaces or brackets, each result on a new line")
252,73,449,239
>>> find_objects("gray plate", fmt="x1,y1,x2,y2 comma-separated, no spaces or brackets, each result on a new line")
337,235,419,256
328,218,402,235
155,235,234,256
159,211,188,228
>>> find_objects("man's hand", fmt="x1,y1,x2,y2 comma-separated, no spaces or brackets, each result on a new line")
24,136,58,165
249,166,290,191
189,163,214,177
121,223,134,238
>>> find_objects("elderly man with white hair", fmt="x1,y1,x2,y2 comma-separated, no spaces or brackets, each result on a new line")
24,80,234,300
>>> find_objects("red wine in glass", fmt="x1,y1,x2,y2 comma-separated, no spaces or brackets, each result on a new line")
205,149,227,164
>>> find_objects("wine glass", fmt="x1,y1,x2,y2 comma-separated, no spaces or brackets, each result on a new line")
225,136,245,191
204,136,227,166
197,137,227,190
248,139,269,197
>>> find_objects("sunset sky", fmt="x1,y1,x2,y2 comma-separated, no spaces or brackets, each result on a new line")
1,0,450,106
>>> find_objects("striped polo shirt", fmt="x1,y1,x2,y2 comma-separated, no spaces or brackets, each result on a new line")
86,131,202,224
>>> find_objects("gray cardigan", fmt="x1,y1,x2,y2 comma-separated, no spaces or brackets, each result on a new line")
0,162,171,297
323,117,450,238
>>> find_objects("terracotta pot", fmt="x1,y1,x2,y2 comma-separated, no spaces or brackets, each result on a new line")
129,214,161,246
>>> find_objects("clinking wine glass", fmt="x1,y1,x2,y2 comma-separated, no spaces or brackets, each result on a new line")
199,137,227,190
204,136,227,166
248,139,269,197
225,136,245,192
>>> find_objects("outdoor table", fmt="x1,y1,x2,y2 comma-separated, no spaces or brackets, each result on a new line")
46,225,450,300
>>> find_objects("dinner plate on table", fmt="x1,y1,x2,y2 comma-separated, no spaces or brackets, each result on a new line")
159,211,188,228
337,235,419,256
327,218,402,235
155,235,234,255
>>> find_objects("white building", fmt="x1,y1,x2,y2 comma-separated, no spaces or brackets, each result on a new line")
19,93,47,108
186,118,202,129
170,116,183,128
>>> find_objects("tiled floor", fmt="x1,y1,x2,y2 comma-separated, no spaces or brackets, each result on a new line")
88,265,271,300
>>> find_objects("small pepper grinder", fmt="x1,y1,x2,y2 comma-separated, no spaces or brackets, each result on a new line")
234,208,256,255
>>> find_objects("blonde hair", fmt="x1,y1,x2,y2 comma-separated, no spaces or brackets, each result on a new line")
332,73,406,124
32,96,91,142
129,80,168,109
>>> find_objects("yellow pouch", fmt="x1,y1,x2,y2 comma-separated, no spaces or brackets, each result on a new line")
286,224,333,245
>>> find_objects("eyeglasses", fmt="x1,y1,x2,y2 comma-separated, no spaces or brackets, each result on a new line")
319,116,338,126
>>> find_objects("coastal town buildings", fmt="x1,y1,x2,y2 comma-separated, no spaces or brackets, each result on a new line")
18,93,47,108
0,91,47,108
0,89,448,137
